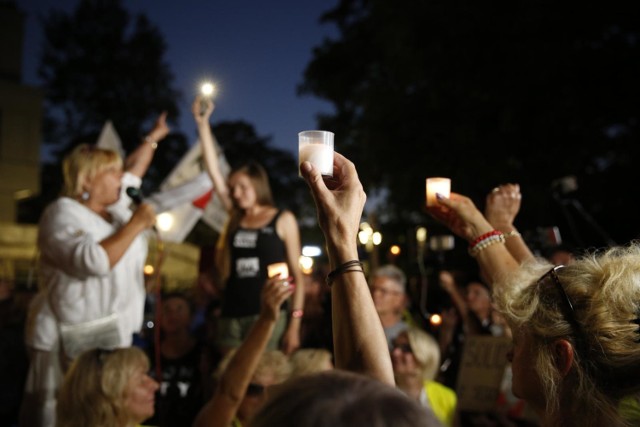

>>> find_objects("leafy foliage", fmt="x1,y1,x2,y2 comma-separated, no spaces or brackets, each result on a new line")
301,0,640,248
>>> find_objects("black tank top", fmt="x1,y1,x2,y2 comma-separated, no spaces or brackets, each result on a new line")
222,210,287,317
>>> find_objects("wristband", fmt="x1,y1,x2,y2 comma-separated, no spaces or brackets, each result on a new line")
291,309,304,319
326,260,364,286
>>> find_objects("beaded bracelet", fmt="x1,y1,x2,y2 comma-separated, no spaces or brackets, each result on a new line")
326,260,364,286
291,309,304,319
468,232,505,257
470,230,503,247
503,230,521,239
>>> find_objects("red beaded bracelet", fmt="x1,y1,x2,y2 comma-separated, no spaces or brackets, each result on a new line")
470,230,503,247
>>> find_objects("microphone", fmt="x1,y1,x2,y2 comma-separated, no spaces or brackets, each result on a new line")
126,187,158,234
126,187,144,204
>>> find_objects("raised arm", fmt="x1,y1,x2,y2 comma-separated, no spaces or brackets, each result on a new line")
125,112,170,178
277,210,305,355
485,184,535,263
300,154,394,386
428,192,520,287
192,96,232,212
193,277,293,427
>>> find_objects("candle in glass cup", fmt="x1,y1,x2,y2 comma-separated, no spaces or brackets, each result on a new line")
267,262,289,280
298,130,334,177
426,177,451,207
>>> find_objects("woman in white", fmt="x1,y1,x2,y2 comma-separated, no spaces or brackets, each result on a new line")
20,113,168,427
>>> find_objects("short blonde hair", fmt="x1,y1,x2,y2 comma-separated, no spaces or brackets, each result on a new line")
217,349,292,384
62,144,122,197
405,327,440,381
56,347,150,427
494,244,640,426
290,349,333,377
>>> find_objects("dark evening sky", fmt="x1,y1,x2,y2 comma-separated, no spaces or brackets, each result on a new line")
18,0,338,155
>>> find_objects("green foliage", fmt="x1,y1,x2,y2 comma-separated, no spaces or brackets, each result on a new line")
301,0,640,246
38,0,182,155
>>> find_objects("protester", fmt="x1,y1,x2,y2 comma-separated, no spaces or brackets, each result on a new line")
56,347,159,427
193,97,304,355
146,292,204,427
370,264,410,350
193,275,294,427
392,327,457,427
430,190,640,426
249,154,442,426
21,113,168,427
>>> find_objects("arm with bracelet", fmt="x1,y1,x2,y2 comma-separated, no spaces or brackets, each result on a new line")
125,111,169,178
300,153,394,386
428,192,520,289
485,183,535,263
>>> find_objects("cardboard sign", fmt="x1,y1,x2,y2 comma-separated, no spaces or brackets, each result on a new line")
456,335,512,412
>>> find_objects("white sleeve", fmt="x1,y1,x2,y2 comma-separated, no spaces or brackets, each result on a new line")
38,203,111,279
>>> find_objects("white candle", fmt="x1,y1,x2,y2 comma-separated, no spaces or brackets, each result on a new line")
267,262,289,279
426,177,451,207
298,130,334,177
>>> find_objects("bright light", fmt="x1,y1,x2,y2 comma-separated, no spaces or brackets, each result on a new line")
358,230,371,245
144,265,155,275
372,231,382,246
416,227,427,243
200,82,215,97
430,313,442,326
360,222,372,232
299,256,314,274
302,246,322,257
390,245,401,255
156,213,174,232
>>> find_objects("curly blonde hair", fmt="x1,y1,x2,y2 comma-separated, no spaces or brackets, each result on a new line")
56,347,150,427
494,244,640,426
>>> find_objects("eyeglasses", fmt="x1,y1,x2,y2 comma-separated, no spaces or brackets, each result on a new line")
370,286,403,297
246,382,267,397
537,265,586,353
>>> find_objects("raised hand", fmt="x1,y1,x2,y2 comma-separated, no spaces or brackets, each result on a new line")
485,184,522,230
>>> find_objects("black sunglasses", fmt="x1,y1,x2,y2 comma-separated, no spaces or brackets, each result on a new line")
392,343,413,354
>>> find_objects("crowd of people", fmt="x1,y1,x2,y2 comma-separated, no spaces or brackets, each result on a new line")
2,96,640,427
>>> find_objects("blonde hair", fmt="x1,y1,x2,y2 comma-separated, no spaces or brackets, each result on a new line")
405,327,440,381
217,349,292,384
290,349,333,377
62,144,122,197
56,347,150,427
494,244,640,426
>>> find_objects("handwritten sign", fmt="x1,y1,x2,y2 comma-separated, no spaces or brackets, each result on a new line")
456,335,511,412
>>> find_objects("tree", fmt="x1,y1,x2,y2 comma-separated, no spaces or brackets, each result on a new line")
300,0,640,249
34,0,186,204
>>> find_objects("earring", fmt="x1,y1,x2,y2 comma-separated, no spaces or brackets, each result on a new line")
81,191,90,201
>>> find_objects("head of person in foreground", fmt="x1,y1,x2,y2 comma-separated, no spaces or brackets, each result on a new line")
56,347,158,427
493,244,640,427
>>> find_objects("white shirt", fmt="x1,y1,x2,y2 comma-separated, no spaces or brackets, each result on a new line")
28,173,148,351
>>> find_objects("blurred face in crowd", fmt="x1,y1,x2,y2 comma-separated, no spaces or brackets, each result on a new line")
229,172,257,210
161,296,192,334
390,332,420,378
465,282,492,317
123,366,159,423
371,276,406,318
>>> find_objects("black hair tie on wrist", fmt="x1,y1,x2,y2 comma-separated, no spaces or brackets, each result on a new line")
326,260,364,286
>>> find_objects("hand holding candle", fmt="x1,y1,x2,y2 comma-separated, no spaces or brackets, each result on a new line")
426,177,451,207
